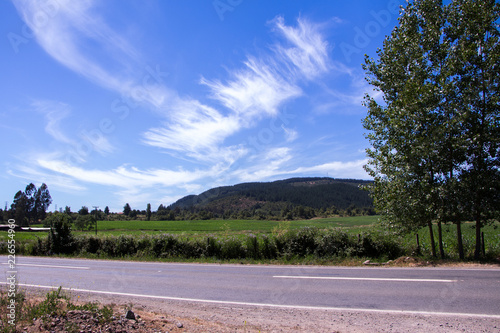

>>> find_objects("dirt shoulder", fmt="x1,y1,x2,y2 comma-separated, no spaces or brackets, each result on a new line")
18,286,500,333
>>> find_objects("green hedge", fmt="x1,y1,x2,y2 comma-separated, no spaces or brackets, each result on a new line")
7,227,406,261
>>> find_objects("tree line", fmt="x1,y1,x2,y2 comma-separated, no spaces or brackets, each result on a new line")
363,0,499,259
1,183,52,226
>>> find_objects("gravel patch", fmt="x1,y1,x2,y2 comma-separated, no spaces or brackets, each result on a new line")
18,287,498,333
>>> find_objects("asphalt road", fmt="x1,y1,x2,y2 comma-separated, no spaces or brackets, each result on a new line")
2,256,500,317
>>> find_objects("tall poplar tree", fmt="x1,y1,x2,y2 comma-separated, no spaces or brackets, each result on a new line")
363,0,499,258
446,0,500,258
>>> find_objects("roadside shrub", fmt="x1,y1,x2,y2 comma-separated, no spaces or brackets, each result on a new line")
47,214,75,254
220,237,245,259
151,234,179,257
315,228,351,257
356,233,379,257
0,241,7,255
246,234,260,259
261,235,277,259
100,238,117,256
204,236,221,258
280,227,318,257
28,237,47,255
354,232,403,259
136,236,152,255
181,238,203,258
77,236,101,254
116,235,137,256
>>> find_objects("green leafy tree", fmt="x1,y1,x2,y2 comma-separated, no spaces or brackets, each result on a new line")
123,203,131,216
146,203,152,221
363,0,499,259
24,183,37,223
78,206,89,215
74,215,96,231
46,213,75,254
363,0,447,257
445,0,500,259
16,183,53,225
104,206,110,215
12,190,28,226
34,183,52,221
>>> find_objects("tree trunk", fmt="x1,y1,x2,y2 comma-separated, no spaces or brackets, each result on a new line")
456,221,464,259
474,212,482,259
437,221,445,259
427,220,436,258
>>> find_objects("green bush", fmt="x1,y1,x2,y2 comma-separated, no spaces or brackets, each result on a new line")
315,228,351,257
220,237,246,259
46,214,75,254
76,236,101,254
246,234,260,259
151,234,180,258
287,227,318,256
116,235,137,256
73,215,96,231
261,235,277,259
100,238,117,256
204,236,221,258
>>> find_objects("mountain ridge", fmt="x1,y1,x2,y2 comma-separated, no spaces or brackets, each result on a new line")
170,177,374,215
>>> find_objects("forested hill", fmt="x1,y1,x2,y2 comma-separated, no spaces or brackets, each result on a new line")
171,178,374,216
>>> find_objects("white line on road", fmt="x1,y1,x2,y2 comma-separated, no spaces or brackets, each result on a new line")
1,263,90,270
2,282,498,319
273,275,458,283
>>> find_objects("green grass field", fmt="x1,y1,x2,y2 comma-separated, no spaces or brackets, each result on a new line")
90,215,379,233
0,216,378,242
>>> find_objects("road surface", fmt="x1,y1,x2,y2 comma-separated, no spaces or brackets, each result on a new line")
1,256,499,318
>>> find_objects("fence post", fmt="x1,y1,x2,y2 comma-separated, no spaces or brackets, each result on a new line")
416,233,420,255
482,232,486,257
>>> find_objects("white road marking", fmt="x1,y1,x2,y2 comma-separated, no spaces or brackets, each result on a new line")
1,282,498,319
1,263,90,270
273,275,458,283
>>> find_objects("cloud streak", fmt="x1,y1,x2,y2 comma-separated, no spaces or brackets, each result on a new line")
32,100,73,144
34,156,227,195
12,0,171,108
145,16,332,162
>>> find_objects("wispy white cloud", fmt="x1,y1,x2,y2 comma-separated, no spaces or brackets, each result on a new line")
142,98,247,163
231,147,293,182
12,0,171,108
231,147,368,182
150,16,332,162
30,99,115,158
7,163,86,193
272,16,331,80
201,57,302,120
287,159,369,179
35,157,221,190
282,125,299,142
32,100,73,144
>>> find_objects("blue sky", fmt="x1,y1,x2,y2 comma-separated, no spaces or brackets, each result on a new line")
1,0,403,213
